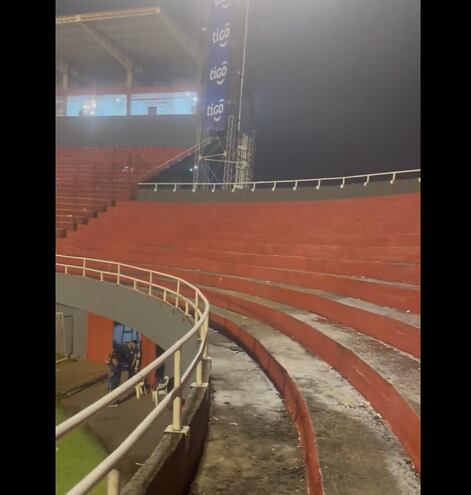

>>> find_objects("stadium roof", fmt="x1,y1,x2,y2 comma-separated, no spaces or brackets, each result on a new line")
56,7,203,87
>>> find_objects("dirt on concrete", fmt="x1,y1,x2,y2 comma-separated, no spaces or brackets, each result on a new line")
188,330,305,495
210,306,421,495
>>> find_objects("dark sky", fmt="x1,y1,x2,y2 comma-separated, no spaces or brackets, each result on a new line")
56,0,420,180
251,0,420,179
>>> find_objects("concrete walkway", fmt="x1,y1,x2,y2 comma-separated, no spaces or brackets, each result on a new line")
211,306,420,495
190,330,305,495
56,359,172,486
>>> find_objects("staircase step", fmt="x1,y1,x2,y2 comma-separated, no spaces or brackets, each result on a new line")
211,306,420,495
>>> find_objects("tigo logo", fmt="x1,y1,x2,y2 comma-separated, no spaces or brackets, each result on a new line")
214,0,230,8
206,99,225,122
212,23,231,48
209,61,228,86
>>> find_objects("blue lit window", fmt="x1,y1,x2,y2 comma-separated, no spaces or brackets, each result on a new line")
66,94,127,116
130,92,197,116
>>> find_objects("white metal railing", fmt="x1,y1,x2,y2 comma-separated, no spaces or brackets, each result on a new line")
55,254,210,495
138,168,420,193
139,137,215,183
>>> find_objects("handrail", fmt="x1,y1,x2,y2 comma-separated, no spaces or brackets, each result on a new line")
138,168,421,192
55,254,210,495
139,137,215,183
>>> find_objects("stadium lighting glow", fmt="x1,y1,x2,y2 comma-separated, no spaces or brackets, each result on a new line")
190,168,193,171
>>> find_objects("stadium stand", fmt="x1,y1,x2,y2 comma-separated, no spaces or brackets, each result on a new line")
57,187,420,493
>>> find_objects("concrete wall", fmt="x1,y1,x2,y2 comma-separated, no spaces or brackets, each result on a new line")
136,178,420,203
56,304,87,358
56,274,198,373
56,115,198,148
122,361,211,495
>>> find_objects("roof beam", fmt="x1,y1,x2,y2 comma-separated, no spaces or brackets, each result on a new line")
79,21,143,87
56,7,160,25
158,9,204,67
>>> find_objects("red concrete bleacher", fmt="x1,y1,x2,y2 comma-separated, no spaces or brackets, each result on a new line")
55,146,186,237
56,191,421,489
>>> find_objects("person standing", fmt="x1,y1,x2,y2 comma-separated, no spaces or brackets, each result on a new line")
106,352,122,407
127,340,141,379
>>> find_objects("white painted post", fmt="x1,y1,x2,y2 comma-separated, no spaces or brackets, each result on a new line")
107,469,120,495
172,349,182,431
117,264,120,284
195,291,199,324
175,280,180,308
148,273,152,295
82,258,86,277
196,359,203,386
203,318,209,359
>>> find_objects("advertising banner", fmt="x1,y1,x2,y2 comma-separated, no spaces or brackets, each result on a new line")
203,0,234,131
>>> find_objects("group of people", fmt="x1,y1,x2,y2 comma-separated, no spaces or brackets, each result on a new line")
106,340,141,407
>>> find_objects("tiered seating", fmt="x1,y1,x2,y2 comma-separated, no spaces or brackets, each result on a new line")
56,147,186,237
56,192,420,493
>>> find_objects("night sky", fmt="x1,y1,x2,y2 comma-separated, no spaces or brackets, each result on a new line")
56,0,420,180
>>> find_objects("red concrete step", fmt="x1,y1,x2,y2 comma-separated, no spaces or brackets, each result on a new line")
179,240,420,262
65,241,419,284
56,220,76,230
57,243,420,313
205,292,420,473
56,213,88,225
56,210,94,220
164,266,420,357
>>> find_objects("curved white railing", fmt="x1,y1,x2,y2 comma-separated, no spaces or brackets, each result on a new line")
138,168,420,193
55,254,210,495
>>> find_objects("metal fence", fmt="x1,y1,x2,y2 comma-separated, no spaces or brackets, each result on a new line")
55,254,210,495
138,168,421,193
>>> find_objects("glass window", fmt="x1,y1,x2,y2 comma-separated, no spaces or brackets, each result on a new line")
130,92,197,116
66,94,127,116
112,323,140,348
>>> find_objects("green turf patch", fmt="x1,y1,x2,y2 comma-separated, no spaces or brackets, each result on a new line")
56,402,108,495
